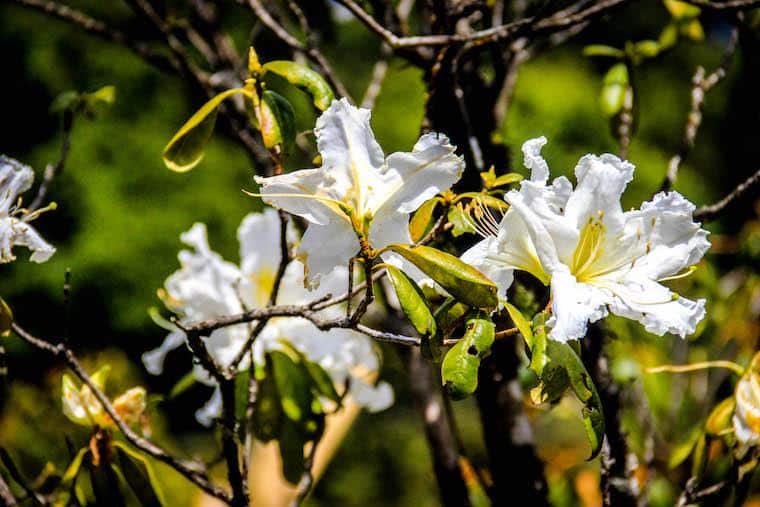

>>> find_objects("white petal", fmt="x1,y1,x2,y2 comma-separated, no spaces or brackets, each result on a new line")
605,278,705,338
563,153,634,234
238,209,283,276
522,137,550,183
351,379,394,412
0,218,56,263
547,268,610,342
315,98,385,196
195,385,222,427
142,330,186,375
298,219,358,289
623,191,710,280
0,156,34,212
368,208,412,250
461,237,514,301
254,169,343,226
379,132,464,214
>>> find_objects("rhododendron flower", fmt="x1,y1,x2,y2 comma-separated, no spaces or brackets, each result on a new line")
0,156,55,263
143,209,393,425
254,98,464,288
462,137,709,342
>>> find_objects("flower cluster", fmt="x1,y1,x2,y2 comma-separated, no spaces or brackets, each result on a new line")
143,209,393,425
462,137,710,342
0,156,55,264
255,98,464,287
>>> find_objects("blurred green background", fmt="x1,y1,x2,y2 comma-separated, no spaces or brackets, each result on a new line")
1,1,759,505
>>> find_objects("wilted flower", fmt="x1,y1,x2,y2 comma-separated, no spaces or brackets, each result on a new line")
62,366,146,428
462,137,709,342
0,156,55,263
143,209,393,426
254,98,464,288
734,353,760,449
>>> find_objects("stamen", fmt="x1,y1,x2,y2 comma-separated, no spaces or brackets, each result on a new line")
20,201,57,222
467,197,504,239
658,266,697,282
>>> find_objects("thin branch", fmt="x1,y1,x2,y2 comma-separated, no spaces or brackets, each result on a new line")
29,111,73,212
694,167,760,222
335,0,633,49
290,439,319,506
361,44,391,109
10,322,232,504
0,472,16,506
245,0,352,100
8,0,177,73
661,24,739,191
219,380,248,507
685,0,760,9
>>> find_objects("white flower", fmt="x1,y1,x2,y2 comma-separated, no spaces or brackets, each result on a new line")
734,360,760,449
143,209,393,425
254,98,464,288
462,137,710,342
0,156,55,263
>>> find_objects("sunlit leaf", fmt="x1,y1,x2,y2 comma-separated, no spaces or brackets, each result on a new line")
668,425,703,469
447,205,476,237
113,445,164,507
583,44,625,59
385,265,436,337
663,0,700,19
409,198,439,242
0,297,12,337
599,63,629,117
386,244,498,309
162,88,247,172
441,315,495,400
168,371,196,399
262,60,334,111
705,397,735,436
504,302,533,349
260,90,296,153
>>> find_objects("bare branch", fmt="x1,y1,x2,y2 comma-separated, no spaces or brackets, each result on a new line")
8,0,177,73
336,0,633,49
0,473,16,506
685,0,760,9
29,111,73,212
10,323,232,504
661,24,739,191
245,0,352,100
694,167,760,222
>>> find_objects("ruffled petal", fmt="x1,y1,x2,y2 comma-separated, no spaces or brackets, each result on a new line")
368,208,412,250
0,156,34,212
315,98,386,197
522,137,550,183
547,268,610,342
604,278,705,338
254,169,344,226
563,153,634,234
0,218,56,263
238,208,283,276
379,132,464,214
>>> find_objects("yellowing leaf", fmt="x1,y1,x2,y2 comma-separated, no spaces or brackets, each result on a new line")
263,60,335,111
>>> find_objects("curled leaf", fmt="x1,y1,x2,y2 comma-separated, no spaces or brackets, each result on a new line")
262,60,335,111
441,316,495,400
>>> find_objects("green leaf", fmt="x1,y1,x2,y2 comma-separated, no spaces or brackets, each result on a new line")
583,44,625,59
260,90,296,153
434,298,468,337
168,371,196,399
633,40,661,59
89,459,126,507
279,419,307,484
504,302,533,349
489,173,523,188
529,319,548,377
60,447,89,487
386,244,498,309
681,19,704,41
252,356,283,442
447,205,476,237
270,350,313,426
385,265,436,337
113,445,164,507
705,397,735,436
0,298,12,337
441,316,495,400
248,47,263,76
546,340,605,459
409,198,439,242
162,88,247,172
50,90,81,114
658,23,679,49
668,425,703,469
81,85,116,116
276,340,341,403
262,60,335,111
599,63,629,117
663,0,700,19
